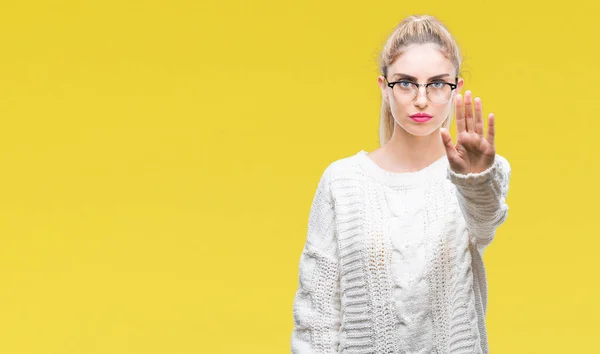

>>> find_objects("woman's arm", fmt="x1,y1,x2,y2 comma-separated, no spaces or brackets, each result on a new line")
291,165,342,353
447,154,511,247
440,90,511,248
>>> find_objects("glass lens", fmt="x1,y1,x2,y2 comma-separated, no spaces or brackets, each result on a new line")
392,82,417,103
427,83,452,104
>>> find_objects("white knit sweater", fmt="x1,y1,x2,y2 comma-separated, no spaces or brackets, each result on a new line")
290,150,511,354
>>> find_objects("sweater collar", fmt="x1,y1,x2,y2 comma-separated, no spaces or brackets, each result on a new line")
355,150,448,187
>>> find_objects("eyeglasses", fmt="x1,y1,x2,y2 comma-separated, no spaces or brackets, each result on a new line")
384,77,458,104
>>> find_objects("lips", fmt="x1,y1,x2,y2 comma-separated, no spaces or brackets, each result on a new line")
409,113,433,122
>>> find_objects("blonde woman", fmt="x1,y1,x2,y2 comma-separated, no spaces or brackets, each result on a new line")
291,14,511,354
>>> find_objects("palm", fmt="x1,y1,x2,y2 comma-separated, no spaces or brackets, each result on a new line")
440,90,496,174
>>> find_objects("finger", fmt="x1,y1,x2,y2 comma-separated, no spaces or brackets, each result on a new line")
440,128,460,161
486,113,495,146
455,94,466,133
464,90,474,132
474,97,484,137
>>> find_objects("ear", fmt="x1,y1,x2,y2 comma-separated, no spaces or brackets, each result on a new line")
378,75,389,102
450,77,465,105
456,77,464,93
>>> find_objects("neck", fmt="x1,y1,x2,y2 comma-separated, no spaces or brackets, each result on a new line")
383,126,447,172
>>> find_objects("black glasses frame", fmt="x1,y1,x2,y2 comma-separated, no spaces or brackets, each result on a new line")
384,77,458,92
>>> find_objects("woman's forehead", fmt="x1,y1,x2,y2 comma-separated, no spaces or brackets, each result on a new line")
389,45,455,78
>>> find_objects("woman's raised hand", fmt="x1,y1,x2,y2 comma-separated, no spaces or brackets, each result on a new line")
440,90,496,175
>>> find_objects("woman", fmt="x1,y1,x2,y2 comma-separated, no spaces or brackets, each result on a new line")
290,14,511,354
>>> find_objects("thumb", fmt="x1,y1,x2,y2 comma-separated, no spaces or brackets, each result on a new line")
440,128,459,160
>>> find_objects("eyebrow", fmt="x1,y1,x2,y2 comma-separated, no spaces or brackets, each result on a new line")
391,73,451,81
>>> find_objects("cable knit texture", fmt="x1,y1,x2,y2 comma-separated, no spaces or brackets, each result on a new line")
291,150,511,354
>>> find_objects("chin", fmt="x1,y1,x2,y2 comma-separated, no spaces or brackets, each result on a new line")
398,119,443,137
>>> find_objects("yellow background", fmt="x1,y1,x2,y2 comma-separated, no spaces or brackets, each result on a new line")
0,0,597,353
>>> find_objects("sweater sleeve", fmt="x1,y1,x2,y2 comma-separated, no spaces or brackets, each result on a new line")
291,165,342,354
446,154,511,247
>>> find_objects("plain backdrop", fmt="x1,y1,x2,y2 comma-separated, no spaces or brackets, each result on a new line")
0,1,597,353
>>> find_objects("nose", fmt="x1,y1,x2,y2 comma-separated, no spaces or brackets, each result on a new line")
414,85,428,107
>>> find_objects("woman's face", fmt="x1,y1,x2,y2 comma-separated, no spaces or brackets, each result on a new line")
378,42,464,137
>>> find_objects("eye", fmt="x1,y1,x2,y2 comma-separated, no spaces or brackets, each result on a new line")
397,80,413,88
430,81,446,89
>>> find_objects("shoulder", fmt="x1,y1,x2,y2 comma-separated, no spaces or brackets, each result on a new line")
315,151,366,203
321,151,365,183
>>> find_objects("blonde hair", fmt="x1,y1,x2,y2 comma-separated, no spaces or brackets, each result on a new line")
377,15,463,147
